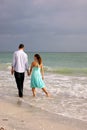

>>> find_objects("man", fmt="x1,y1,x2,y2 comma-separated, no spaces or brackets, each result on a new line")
11,44,29,98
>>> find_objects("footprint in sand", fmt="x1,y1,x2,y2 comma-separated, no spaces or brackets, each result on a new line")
2,119,8,121
0,127,5,130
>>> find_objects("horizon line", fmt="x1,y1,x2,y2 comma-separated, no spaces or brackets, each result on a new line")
0,51,87,53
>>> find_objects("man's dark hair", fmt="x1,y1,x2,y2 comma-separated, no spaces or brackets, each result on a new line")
19,44,24,49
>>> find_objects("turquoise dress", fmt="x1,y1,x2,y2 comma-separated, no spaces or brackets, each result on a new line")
31,67,45,88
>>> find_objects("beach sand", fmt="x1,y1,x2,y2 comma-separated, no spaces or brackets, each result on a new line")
0,98,86,130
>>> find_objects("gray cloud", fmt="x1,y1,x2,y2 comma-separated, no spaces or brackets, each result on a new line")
0,0,87,52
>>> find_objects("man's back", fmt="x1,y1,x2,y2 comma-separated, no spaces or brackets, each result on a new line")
12,50,28,73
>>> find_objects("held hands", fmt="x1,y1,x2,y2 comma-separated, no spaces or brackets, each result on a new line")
27,70,30,76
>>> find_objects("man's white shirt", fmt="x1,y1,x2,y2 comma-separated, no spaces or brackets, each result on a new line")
12,50,28,73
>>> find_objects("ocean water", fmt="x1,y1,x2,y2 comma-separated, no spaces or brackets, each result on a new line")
0,52,87,122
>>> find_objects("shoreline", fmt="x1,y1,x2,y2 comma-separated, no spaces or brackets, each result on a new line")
0,98,87,130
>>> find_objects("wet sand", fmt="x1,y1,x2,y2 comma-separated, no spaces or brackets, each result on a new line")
0,98,86,130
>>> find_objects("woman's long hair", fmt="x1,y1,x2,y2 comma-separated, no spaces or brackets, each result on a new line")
34,54,42,65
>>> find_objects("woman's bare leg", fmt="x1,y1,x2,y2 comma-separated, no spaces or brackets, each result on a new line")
32,88,36,97
42,87,50,97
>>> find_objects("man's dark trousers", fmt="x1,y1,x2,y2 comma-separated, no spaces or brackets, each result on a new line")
14,71,25,97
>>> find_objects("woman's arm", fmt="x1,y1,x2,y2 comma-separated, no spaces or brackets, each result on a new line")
41,64,44,80
29,62,34,75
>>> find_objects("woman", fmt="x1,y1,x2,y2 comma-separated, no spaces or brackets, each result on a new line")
29,54,49,97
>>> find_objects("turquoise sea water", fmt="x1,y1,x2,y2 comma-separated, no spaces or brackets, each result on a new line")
0,52,87,75
0,52,87,122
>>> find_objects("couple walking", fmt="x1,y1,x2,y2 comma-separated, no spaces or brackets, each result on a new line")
11,44,49,98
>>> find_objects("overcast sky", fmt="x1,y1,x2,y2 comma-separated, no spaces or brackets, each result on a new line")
0,0,87,52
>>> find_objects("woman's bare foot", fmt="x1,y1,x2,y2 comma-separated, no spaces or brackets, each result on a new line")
33,94,36,97
32,88,36,97
46,93,51,97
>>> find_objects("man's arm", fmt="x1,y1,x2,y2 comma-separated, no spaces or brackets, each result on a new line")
11,66,14,75
11,52,16,75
